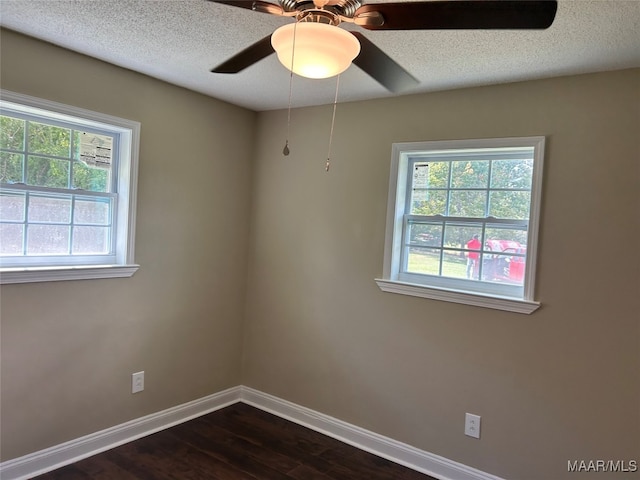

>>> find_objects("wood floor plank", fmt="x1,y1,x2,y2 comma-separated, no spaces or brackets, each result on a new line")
33,403,437,480
286,464,336,480
324,446,430,480
67,452,141,480
183,418,301,473
113,427,260,480
200,407,337,474
167,421,294,480
35,465,92,480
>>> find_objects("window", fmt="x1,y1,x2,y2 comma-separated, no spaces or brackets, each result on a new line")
376,137,545,314
0,90,140,284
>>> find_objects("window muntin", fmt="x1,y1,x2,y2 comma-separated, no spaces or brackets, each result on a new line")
381,137,544,306
0,90,139,281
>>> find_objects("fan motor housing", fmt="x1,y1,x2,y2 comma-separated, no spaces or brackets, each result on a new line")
279,0,363,18
298,10,340,25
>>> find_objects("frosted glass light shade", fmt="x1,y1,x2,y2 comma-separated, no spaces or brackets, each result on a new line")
271,23,361,79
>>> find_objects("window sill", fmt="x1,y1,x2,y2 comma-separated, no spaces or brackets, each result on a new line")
0,264,139,284
374,278,540,314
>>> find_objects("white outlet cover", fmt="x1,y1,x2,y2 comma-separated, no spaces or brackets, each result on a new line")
465,413,481,439
132,371,144,394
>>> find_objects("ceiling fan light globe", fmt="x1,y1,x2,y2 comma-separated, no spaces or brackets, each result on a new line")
271,23,361,79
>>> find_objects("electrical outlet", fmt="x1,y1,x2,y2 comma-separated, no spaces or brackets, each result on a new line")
132,371,144,394
465,413,481,439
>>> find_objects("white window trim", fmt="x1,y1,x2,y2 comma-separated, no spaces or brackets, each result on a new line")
0,90,140,284
376,136,545,314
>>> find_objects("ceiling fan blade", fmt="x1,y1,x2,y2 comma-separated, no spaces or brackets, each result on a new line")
211,35,275,73
208,0,285,16
350,32,418,92
355,1,558,30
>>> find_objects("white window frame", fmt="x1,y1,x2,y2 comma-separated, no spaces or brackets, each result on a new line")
0,90,140,284
375,136,545,314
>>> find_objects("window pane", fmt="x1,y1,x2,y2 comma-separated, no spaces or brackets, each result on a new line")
0,152,24,183
27,156,70,188
27,224,70,254
448,190,486,217
74,131,114,168
482,253,525,285
491,159,533,189
28,195,71,223
412,163,429,188
425,161,449,188
411,189,446,215
407,222,442,247
72,226,109,254
451,161,489,188
443,224,482,249
0,224,24,255
74,198,110,225
406,247,440,275
28,121,70,157
0,191,25,221
441,249,469,279
489,191,530,220
1,116,25,150
72,160,109,192
0,115,24,150
485,227,528,245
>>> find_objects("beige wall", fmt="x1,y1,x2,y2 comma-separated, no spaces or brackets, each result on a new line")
244,70,640,479
0,29,255,460
1,27,639,480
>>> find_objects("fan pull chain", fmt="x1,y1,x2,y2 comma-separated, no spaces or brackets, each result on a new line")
325,74,341,172
283,22,298,156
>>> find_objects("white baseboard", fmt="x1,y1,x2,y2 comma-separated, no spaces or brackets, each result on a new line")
1,385,504,480
0,386,241,480
239,386,505,480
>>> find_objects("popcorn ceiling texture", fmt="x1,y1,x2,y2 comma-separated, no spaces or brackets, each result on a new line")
1,0,639,111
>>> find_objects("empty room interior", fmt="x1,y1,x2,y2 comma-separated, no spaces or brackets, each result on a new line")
0,1,639,479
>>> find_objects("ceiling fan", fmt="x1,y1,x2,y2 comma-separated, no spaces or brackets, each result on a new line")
208,0,558,92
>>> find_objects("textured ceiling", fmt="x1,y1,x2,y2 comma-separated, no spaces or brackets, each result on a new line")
1,0,639,111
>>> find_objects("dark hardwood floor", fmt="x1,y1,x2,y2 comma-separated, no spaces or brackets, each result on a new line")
34,402,437,480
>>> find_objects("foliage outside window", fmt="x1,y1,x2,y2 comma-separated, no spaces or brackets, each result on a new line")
0,90,139,284
376,137,545,314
